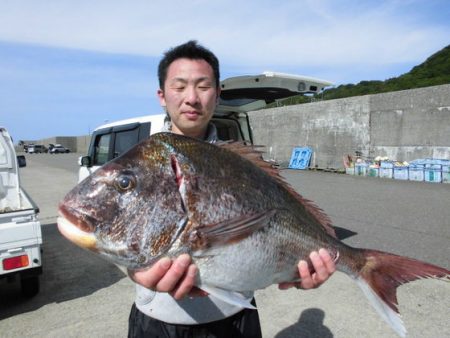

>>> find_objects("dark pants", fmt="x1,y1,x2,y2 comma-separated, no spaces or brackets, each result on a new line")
128,302,262,338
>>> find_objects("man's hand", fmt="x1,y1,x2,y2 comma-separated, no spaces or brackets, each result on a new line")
278,248,336,290
128,254,202,300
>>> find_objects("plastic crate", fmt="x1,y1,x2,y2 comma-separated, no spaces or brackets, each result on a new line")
424,164,442,183
379,161,394,179
393,167,409,180
355,163,368,176
367,166,379,177
288,147,312,170
409,164,424,181
442,165,450,183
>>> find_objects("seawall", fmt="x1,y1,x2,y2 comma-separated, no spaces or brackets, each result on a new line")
248,84,450,169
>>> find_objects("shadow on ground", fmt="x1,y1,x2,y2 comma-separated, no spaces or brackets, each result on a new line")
275,308,333,338
0,223,126,319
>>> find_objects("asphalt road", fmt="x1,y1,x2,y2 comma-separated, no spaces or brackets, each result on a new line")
0,153,449,338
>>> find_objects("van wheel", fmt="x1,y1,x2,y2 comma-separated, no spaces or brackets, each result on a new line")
21,276,40,297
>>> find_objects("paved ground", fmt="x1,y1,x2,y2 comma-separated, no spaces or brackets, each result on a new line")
0,153,449,338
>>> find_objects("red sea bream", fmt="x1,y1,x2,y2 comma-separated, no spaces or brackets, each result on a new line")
57,132,449,337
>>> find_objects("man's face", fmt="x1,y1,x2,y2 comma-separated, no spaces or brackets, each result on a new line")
158,58,220,138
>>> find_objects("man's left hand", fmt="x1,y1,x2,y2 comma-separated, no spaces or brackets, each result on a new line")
278,248,336,290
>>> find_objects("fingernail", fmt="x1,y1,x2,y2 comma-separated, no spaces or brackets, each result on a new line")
160,257,171,269
318,248,328,256
298,260,307,269
177,254,190,268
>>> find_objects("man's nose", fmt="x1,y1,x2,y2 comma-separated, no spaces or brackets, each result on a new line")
184,86,199,105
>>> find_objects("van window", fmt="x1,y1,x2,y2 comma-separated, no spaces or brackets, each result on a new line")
89,122,151,166
94,134,111,166
113,129,140,158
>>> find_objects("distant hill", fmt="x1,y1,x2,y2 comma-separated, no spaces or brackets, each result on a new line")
272,44,450,106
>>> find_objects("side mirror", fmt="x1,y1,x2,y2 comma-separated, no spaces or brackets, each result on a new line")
17,155,26,168
80,156,92,167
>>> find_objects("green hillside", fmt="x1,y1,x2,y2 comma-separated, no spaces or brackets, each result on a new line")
273,44,450,106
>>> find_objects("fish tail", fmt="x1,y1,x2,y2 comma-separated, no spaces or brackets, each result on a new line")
354,249,449,337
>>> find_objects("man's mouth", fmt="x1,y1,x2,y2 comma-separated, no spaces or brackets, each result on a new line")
183,111,201,120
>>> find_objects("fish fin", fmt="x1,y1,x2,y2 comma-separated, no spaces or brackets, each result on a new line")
114,264,128,275
198,284,256,309
217,141,337,239
356,249,450,337
191,210,276,248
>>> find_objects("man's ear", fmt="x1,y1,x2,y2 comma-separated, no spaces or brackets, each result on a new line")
157,88,166,107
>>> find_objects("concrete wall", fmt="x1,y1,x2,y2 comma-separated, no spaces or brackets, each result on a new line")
75,135,91,154
369,85,450,161
248,84,450,169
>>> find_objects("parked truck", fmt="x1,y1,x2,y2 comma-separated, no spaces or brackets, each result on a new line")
0,127,42,297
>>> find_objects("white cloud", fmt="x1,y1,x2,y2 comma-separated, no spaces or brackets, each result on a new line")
0,0,448,69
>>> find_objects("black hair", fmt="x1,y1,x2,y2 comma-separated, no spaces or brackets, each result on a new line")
158,40,220,89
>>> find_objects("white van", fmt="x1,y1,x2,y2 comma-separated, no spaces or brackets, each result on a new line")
78,114,166,181
78,71,332,182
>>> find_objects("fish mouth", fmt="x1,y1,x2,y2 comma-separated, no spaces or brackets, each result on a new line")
57,204,98,250
58,203,98,232
57,216,98,251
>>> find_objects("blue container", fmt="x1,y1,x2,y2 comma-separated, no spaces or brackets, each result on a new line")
409,164,424,181
379,161,394,178
424,164,442,183
393,166,409,180
442,164,450,183
367,166,379,177
355,162,368,176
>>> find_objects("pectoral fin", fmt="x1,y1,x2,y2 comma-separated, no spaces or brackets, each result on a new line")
198,284,256,309
189,210,276,249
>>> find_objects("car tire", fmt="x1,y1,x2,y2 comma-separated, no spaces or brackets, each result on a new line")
21,275,40,297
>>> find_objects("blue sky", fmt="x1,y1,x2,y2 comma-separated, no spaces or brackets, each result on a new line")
1,0,449,143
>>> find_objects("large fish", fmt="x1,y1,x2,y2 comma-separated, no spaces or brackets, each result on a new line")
58,132,449,337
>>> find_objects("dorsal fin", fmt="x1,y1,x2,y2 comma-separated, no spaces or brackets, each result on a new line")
217,141,337,239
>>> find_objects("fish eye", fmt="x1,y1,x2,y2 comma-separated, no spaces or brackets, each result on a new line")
114,172,136,192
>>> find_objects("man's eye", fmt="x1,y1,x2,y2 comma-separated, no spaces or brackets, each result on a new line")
171,85,185,91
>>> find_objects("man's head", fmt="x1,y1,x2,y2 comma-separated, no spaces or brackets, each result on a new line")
157,41,221,139
158,40,220,90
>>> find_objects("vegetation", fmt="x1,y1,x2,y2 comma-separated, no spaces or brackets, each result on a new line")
270,44,450,107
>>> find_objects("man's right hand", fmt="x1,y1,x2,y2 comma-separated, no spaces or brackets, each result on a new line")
128,254,203,300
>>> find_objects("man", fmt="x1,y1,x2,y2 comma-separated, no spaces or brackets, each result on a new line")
128,40,336,338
